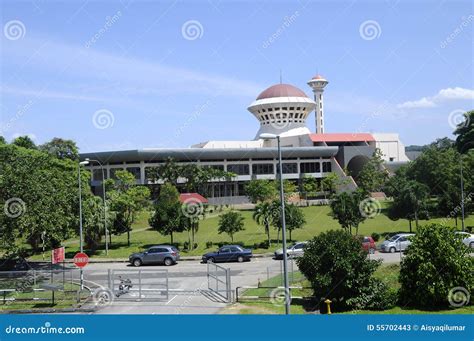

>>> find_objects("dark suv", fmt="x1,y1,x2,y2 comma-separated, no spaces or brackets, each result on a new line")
129,245,180,267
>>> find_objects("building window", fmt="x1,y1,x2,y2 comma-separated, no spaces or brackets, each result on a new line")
276,163,298,174
92,169,107,181
300,162,320,173
322,162,332,172
203,164,224,171
252,163,274,175
126,167,141,180
227,164,250,175
110,168,124,179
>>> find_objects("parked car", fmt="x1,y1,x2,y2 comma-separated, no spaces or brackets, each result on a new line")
202,245,252,263
129,245,180,267
360,236,376,254
274,241,308,260
455,231,474,248
380,233,415,253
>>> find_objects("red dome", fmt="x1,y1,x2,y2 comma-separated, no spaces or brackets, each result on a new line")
256,83,309,100
312,74,325,80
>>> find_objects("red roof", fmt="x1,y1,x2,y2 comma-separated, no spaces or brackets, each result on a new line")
179,193,208,204
310,133,375,143
257,84,309,100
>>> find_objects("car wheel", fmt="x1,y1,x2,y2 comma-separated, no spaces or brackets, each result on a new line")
369,248,376,254
164,258,173,266
133,258,142,267
389,247,396,253
208,257,215,263
237,256,244,263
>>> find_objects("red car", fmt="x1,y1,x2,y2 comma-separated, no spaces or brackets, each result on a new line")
361,236,376,254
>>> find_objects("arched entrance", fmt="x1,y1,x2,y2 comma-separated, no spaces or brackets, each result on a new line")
346,155,370,181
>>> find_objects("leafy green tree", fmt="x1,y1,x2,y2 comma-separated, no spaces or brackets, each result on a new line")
245,179,277,203
40,137,79,160
0,143,79,254
388,180,429,232
399,224,474,308
217,211,245,242
330,190,367,235
297,230,395,312
108,170,150,246
320,172,338,198
81,195,108,252
149,183,186,244
253,201,280,246
0,136,6,144
284,204,306,241
454,110,474,153
302,175,318,196
12,136,36,149
357,149,389,193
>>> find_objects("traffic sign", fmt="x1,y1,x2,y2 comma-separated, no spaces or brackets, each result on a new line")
73,252,89,268
51,247,65,264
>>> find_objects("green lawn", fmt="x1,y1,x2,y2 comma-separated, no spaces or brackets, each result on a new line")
28,203,474,260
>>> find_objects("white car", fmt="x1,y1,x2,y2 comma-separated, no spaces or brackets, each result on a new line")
455,231,474,248
274,241,307,260
380,233,415,253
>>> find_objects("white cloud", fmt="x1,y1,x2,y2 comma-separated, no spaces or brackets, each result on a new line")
397,97,436,109
1,36,263,101
397,87,474,109
0,85,107,102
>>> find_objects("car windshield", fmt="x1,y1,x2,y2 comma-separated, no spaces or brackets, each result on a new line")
388,235,399,242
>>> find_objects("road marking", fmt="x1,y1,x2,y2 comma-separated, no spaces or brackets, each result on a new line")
165,295,177,305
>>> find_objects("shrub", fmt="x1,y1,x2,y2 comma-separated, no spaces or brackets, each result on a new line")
205,241,213,249
399,224,474,308
297,229,391,312
371,232,381,242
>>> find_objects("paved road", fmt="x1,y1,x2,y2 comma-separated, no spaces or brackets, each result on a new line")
73,252,401,314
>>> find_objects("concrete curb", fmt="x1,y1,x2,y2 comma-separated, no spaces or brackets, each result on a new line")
28,252,275,264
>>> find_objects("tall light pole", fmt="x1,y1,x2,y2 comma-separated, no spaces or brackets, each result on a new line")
260,133,290,315
459,141,474,232
78,160,89,290
85,158,109,255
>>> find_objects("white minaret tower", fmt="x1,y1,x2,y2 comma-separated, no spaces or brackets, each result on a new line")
307,75,329,134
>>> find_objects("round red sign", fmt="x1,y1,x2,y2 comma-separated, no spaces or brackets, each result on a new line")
73,252,89,268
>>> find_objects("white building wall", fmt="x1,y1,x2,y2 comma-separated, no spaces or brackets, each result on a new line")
372,133,409,162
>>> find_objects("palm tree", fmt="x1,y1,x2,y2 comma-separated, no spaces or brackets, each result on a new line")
253,201,279,246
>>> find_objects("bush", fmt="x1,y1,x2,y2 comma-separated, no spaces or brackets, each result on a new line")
253,241,270,249
297,229,392,312
399,224,474,308
371,232,381,242
205,241,213,249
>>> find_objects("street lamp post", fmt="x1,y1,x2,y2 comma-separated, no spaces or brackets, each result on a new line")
78,160,89,290
459,141,474,232
85,158,109,255
260,133,290,315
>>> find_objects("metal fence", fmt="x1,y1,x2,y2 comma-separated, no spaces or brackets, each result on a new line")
207,262,231,302
0,269,87,307
107,269,169,302
263,258,304,286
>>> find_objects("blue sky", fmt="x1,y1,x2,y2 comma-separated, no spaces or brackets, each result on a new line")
1,0,473,152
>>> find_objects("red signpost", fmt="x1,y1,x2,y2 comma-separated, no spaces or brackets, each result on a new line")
51,247,65,264
73,252,89,268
